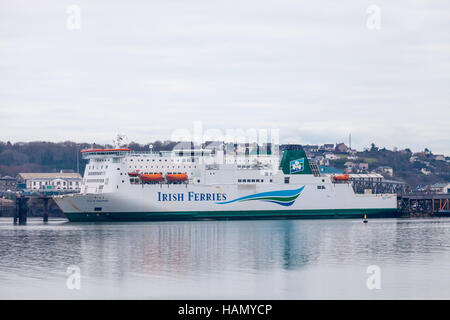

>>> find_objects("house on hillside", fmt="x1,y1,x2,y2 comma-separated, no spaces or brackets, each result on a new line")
324,152,339,160
312,155,329,166
335,143,349,153
375,166,394,177
303,145,319,154
344,161,356,173
357,162,369,172
320,144,335,152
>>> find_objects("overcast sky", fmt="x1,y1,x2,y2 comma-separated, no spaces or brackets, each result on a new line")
1,0,449,154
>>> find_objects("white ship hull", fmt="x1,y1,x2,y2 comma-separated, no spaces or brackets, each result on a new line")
55,182,397,221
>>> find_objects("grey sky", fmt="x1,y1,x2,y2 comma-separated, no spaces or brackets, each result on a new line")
1,0,449,154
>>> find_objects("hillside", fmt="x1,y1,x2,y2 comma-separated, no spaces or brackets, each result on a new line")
326,146,450,188
0,140,178,177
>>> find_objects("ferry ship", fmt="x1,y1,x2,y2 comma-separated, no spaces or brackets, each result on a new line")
54,145,397,221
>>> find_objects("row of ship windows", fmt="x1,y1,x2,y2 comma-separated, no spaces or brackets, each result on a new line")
128,158,195,163
128,165,196,169
238,179,271,183
88,165,108,170
86,179,105,183
32,181,79,186
236,165,273,169
88,171,105,176
122,172,188,175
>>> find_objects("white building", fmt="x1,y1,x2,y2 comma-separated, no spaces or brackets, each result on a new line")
430,183,450,194
375,166,394,177
324,153,339,160
320,144,335,151
17,172,82,191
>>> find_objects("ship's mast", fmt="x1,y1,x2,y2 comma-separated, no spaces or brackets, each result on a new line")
113,133,128,148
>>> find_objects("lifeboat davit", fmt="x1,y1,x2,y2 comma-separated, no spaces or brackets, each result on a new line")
141,173,163,182
333,174,350,181
166,173,188,182
128,171,140,177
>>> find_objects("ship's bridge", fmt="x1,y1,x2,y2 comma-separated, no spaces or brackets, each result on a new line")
81,148,131,159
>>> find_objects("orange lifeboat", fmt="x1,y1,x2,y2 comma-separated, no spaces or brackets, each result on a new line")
141,173,163,182
166,173,188,182
128,171,140,177
333,174,350,181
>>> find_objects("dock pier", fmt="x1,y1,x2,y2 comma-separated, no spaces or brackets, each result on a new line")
14,196,29,225
13,194,53,224
397,193,450,216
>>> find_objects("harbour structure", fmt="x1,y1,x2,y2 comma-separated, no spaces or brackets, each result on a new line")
397,193,450,216
53,145,397,221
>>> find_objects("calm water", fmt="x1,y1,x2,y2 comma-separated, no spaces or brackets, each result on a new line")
1,216,450,299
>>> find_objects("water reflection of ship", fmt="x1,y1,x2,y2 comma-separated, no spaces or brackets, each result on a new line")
73,221,332,279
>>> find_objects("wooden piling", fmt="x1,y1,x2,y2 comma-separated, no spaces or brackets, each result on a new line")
13,196,19,224
43,197,49,222
18,197,27,225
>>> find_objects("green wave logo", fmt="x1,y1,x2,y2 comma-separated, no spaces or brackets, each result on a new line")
216,186,305,207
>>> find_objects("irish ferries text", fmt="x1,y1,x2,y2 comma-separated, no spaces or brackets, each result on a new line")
157,192,227,202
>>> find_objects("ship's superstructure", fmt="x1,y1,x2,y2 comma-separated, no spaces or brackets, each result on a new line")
54,146,397,221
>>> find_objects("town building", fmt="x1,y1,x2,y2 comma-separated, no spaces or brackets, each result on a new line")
335,143,349,153
344,161,356,173
312,155,329,166
324,153,339,160
357,162,369,172
17,172,82,191
319,144,335,152
375,166,394,177
303,145,319,154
